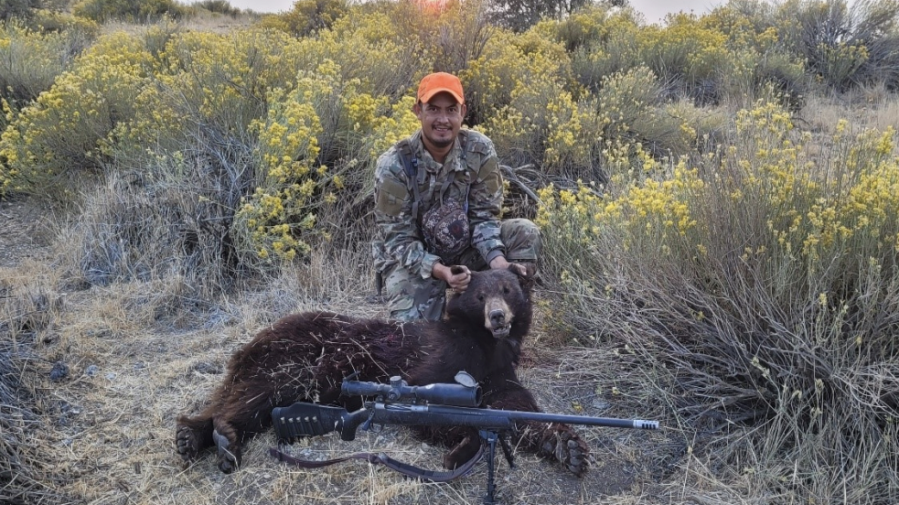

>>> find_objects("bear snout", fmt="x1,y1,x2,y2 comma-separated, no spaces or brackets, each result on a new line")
484,298,512,337
489,309,505,327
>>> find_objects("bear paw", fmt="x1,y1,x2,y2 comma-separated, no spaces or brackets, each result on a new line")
541,427,591,476
176,425,201,464
213,429,241,474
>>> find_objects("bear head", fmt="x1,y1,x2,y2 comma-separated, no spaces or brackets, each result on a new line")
444,266,534,340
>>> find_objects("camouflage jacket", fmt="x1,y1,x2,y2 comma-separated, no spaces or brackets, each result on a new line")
372,129,505,279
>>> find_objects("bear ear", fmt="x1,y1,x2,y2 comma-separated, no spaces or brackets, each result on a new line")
508,264,535,292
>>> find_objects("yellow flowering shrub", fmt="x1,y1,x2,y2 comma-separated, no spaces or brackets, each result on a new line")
367,96,420,163
460,28,571,123
314,9,421,97
571,12,642,91
540,98,899,342
233,61,419,264
481,78,593,176
713,100,899,298
538,162,703,264
0,31,153,195
637,13,729,93
593,66,699,176
108,27,312,170
160,29,298,129
232,70,329,263
816,41,869,90
699,3,808,105
540,97,899,503
28,9,101,36
480,62,703,183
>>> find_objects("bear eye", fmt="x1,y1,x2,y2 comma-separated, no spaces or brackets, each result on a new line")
503,286,510,295
477,294,484,302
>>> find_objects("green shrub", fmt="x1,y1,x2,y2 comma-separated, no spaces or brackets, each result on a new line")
0,0,40,21
776,0,899,91
0,22,90,105
389,0,494,78
193,0,239,17
72,0,188,23
488,0,592,32
261,0,348,37
29,8,100,34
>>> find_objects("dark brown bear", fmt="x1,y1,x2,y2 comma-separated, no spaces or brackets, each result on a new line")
175,267,589,475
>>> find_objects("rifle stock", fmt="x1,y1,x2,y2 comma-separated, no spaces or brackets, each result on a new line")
272,402,368,441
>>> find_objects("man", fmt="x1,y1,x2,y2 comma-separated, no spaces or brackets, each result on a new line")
372,72,541,321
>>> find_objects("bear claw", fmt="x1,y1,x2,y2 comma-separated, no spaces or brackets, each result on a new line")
544,427,591,476
176,425,200,463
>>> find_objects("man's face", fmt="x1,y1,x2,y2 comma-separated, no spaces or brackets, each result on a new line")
414,93,466,151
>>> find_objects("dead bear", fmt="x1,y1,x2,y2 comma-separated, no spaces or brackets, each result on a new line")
175,266,589,475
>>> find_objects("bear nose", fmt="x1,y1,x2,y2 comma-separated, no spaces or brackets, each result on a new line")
489,309,506,327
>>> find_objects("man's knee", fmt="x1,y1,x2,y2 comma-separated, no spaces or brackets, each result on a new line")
389,296,444,322
501,218,541,262
384,268,446,322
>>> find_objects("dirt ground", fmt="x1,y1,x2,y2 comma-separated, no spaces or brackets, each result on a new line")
0,196,55,268
1,195,685,505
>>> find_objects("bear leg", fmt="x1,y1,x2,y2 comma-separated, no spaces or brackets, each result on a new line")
413,425,482,469
212,417,244,473
442,428,482,469
175,414,214,464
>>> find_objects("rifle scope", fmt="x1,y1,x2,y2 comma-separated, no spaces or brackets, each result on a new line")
342,372,482,407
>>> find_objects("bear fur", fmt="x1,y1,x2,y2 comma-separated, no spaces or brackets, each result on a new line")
175,267,589,475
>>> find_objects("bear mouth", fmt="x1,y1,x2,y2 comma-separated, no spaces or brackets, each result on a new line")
491,324,511,338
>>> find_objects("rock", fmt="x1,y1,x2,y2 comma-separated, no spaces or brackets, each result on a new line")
50,361,69,382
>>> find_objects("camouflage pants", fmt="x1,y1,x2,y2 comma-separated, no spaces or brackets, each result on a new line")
383,218,540,322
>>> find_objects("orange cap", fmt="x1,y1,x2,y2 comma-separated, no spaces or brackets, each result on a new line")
417,72,464,104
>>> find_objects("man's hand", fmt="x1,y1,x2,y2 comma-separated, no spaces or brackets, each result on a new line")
433,263,471,292
489,256,527,276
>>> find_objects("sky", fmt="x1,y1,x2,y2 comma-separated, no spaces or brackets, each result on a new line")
222,0,724,23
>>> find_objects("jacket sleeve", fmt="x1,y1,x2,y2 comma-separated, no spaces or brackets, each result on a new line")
467,135,505,264
374,151,442,279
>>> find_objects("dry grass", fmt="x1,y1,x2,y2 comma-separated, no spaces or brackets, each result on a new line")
1,260,70,505
801,83,899,134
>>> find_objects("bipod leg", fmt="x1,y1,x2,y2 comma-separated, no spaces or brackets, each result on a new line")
479,430,499,505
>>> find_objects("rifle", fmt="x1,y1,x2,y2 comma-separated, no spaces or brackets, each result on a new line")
270,372,659,504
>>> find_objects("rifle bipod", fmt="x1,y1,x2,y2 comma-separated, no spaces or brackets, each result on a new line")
479,430,515,505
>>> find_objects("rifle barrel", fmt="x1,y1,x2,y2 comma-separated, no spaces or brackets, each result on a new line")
419,404,660,430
